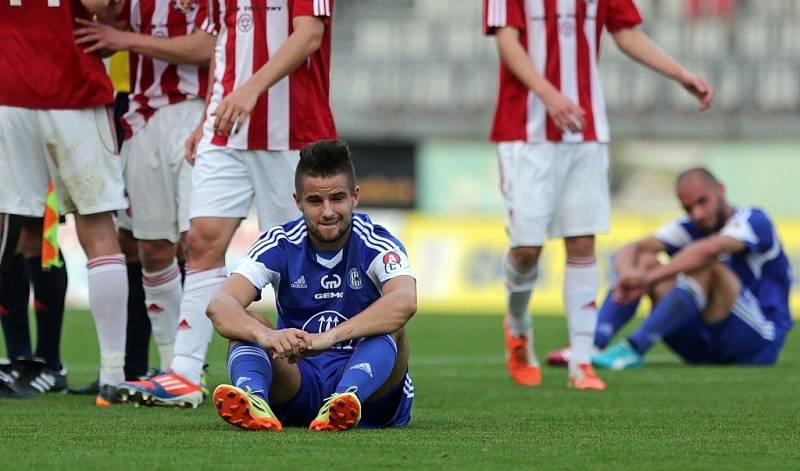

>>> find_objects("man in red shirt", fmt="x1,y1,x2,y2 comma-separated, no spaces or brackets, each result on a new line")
483,0,714,390
0,0,131,406
115,0,338,408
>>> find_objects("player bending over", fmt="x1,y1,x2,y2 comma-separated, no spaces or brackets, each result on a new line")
207,139,416,431
584,168,792,369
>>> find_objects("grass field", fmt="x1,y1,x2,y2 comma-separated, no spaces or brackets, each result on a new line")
1,310,798,470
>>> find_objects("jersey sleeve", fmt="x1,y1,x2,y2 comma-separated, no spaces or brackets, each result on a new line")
232,228,286,291
199,0,221,35
720,209,775,255
366,247,414,289
484,0,526,35
605,0,643,33
292,0,333,23
654,218,693,256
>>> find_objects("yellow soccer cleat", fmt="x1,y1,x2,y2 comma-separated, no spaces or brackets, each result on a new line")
213,384,282,431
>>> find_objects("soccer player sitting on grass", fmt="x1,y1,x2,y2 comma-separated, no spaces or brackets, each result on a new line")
206,139,416,431
582,168,793,369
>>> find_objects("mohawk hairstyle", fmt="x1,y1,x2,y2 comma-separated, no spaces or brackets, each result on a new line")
295,139,357,194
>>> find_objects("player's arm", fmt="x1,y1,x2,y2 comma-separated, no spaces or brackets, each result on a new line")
610,27,714,111
612,236,667,303
74,22,214,65
206,274,311,360
644,235,745,287
307,276,417,353
212,15,325,136
494,26,585,132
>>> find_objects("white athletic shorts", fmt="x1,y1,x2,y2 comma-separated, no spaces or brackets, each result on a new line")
190,142,300,230
0,105,126,216
120,99,202,242
497,141,610,247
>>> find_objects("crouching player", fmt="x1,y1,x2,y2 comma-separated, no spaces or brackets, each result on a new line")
589,168,793,368
206,139,416,431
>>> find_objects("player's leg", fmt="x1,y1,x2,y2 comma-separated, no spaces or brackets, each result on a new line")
553,142,609,389
42,107,130,404
0,251,33,369
118,228,150,380
138,239,180,372
16,219,69,393
497,142,553,386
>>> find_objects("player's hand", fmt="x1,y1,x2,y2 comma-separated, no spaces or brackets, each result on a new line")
541,88,586,133
680,71,714,111
74,18,131,54
212,83,260,137
184,125,204,166
613,270,648,304
302,331,337,356
257,328,312,362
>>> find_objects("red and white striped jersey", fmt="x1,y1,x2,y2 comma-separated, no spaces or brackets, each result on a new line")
199,0,337,150
484,0,642,143
120,0,210,138
0,0,113,109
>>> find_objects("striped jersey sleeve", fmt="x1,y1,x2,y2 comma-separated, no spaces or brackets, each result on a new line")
606,0,643,32
199,0,220,35
654,217,694,256
351,215,414,289
483,0,526,34
720,208,774,255
292,0,333,20
233,223,304,290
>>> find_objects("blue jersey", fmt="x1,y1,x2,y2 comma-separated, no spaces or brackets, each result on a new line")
655,207,794,334
234,213,414,352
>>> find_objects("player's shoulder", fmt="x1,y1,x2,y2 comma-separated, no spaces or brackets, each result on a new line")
730,206,776,236
350,213,406,255
247,217,308,261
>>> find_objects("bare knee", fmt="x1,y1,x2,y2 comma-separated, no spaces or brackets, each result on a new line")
184,218,237,269
564,235,595,259
509,246,541,272
75,212,121,258
118,229,139,263
138,239,177,272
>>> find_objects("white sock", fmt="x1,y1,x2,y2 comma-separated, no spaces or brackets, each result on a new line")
503,255,538,337
142,260,182,371
87,254,128,387
564,256,599,376
171,266,226,384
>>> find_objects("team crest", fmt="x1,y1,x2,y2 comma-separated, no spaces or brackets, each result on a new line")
238,13,254,33
383,251,402,274
348,268,363,290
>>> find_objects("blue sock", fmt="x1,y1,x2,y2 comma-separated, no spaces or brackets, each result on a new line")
628,283,702,354
227,342,273,402
594,290,641,349
335,335,397,402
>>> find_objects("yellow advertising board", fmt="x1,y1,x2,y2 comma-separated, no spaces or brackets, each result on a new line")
402,212,800,316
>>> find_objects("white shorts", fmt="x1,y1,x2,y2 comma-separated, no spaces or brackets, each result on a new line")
0,105,126,216
190,143,300,230
497,141,610,247
121,100,202,242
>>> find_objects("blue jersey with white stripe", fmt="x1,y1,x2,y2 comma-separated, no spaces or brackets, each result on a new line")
234,213,414,353
655,207,794,334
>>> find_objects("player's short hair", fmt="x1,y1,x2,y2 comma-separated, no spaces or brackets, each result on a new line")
295,139,357,194
676,167,720,188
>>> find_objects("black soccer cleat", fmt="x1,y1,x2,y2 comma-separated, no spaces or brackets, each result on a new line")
0,369,31,399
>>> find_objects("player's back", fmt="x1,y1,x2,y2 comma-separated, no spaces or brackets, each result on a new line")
0,0,113,109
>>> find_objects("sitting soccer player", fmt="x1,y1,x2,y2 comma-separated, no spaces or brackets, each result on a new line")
206,139,416,431
580,168,792,369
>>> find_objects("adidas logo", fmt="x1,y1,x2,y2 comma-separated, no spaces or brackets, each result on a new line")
349,362,373,378
290,275,307,289
147,303,164,313
178,319,191,330
235,376,252,388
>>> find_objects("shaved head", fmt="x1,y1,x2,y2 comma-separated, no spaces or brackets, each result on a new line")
676,167,719,190
674,167,730,233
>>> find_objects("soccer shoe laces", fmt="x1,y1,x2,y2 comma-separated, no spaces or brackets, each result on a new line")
316,386,359,417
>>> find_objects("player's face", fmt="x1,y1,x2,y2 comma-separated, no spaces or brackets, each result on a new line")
677,174,727,233
295,173,360,251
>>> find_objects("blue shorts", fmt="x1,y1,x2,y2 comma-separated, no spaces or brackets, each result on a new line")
271,352,414,428
664,288,788,365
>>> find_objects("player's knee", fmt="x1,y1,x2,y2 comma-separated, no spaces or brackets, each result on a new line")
505,250,539,291
184,224,226,267
564,235,595,258
138,239,176,271
508,246,540,273
17,221,43,258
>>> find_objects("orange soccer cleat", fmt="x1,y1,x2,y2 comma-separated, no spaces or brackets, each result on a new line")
504,317,542,387
213,384,282,431
568,362,606,391
308,387,361,431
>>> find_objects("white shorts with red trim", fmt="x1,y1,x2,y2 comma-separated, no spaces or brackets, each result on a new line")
121,100,202,242
497,141,610,247
0,105,126,216
189,143,300,230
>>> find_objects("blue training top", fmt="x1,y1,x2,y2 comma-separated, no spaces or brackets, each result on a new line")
655,207,794,335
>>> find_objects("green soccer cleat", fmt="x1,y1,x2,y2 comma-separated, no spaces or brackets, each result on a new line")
592,341,645,370
213,384,282,431
308,386,361,432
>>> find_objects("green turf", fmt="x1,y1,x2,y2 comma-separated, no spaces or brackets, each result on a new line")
1,310,798,470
